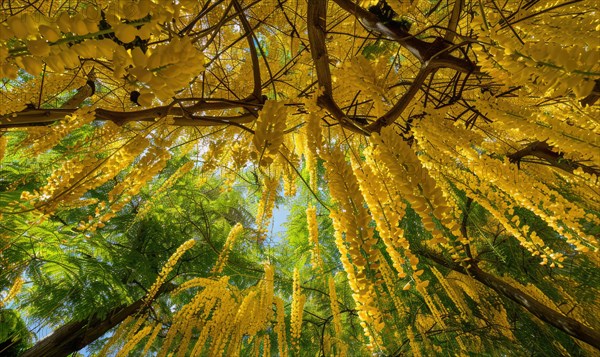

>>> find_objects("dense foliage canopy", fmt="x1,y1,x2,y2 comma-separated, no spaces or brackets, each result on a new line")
1,0,599,355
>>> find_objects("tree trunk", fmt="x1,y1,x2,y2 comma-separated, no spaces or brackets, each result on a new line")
416,247,600,350
507,141,600,176
20,283,175,357
20,298,146,357
470,267,600,349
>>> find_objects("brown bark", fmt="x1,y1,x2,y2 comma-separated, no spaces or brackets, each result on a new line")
580,79,600,107
306,0,478,134
20,298,146,357
470,267,600,349
307,0,370,135
20,283,175,357
331,0,476,73
0,96,263,129
507,141,600,176
416,247,600,350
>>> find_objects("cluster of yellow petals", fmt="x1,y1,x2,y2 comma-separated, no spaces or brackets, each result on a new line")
430,267,469,320
26,107,96,156
1,1,204,103
327,276,347,357
116,324,154,357
252,100,288,167
324,148,385,351
277,143,299,197
369,128,456,247
255,176,279,243
97,316,135,356
472,0,598,99
275,297,288,357
306,205,324,271
0,276,24,308
351,157,409,278
201,139,227,175
145,238,196,304
303,111,323,192
212,223,244,274
22,124,146,214
413,110,597,266
117,263,279,357
290,268,306,355
376,255,406,316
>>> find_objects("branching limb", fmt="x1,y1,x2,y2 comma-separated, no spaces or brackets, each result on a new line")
20,283,178,357
581,79,600,107
0,97,263,128
507,141,600,176
60,70,97,109
415,246,600,350
444,0,464,43
307,0,333,97
231,0,263,101
332,0,475,73
307,0,370,135
365,66,433,133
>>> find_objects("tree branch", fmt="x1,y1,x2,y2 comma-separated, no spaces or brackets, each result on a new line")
60,69,96,109
231,0,263,101
580,79,600,107
331,0,476,73
365,66,433,133
307,0,370,135
0,97,263,129
414,247,600,350
21,283,176,357
507,141,600,176
444,0,465,43
307,0,333,97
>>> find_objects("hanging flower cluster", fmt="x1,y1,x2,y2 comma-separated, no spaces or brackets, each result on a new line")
413,111,598,265
0,276,23,308
327,276,347,357
306,205,324,271
252,100,288,167
275,297,288,357
26,106,97,155
114,263,281,356
472,1,598,100
144,238,196,303
303,111,323,191
212,223,244,274
351,156,409,278
290,268,306,355
255,176,279,243
21,123,148,214
324,148,385,351
369,127,463,260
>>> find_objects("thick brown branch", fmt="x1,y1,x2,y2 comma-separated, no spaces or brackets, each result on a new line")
507,141,600,176
580,79,600,107
307,0,333,97
21,283,176,357
332,0,475,73
0,97,262,129
316,94,369,134
415,247,600,350
444,0,464,43
306,1,468,134
231,0,262,100
60,80,96,109
365,66,433,133
469,267,600,350
307,0,369,135
21,301,145,357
